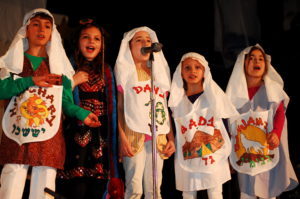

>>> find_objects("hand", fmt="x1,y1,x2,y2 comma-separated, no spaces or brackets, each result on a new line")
83,113,101,127
267,132,280,150
32,74,62,87
119,135,134,162
162,140,176,157
73,71,89,87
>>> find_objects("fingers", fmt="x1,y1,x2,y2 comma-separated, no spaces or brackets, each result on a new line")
32,74,62,87
83,113,101,127
162,141,176,157
267,132,279,149
73,71,89,86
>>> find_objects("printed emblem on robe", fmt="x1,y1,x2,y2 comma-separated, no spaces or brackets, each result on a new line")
124,81,170,135
176,108,231,173
2,85,63,145
229,110,279,176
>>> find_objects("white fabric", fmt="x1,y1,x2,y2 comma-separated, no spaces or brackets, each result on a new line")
2,84,63,145
227,44,298,198
123,141,164,199
0,164,29,199
29,166,56,199
0,8,74,80
240,192,276,199
0,164,56,199
168,52,238,119
170,52,232,192
225,44,289,110
182,185,223,199
175,97,232,173
114,26,171,134
114,26,170,92
124,80,170,135
229,109,279,176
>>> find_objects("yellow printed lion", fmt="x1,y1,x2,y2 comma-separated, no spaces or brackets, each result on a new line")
20,94,49,127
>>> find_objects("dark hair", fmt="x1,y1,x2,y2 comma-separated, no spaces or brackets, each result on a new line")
29,12,53,25
72,19,106,76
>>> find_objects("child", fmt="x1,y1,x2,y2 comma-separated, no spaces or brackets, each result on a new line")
0,8,100,199
56,19,123,199
226,44,298,199
168,52,238,199
114,26,175,199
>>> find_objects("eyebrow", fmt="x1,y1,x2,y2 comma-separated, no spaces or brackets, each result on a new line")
133,35,151,40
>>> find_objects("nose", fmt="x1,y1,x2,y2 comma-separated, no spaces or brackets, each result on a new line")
254,57,260,64
88,38,95,44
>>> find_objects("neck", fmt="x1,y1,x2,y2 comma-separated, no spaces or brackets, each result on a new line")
135,60,148,70
186,83,203,96
246,76,263,88
26,46,47,57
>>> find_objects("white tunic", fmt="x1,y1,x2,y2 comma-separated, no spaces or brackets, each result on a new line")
173,94,231,191
2,84,62,145
124,79,170,135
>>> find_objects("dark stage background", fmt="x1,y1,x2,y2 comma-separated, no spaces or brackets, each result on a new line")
4,0,299,198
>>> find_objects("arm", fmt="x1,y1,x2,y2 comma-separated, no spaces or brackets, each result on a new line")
267,101,285,150
161,113,176,157
61,75,100,127
0,75,34,99
0,73,65,99
117,89,134,162
72,71,89,89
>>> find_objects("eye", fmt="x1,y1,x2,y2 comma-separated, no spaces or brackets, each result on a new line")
195,65,202,70
81,35,89,39
184,65,191,71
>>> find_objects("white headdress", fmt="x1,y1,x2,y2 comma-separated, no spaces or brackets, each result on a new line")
168,52,238,119
0,8,74,80
114,26,170,91
226,44,289,109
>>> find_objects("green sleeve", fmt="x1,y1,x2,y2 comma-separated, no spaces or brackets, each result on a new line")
0,75,34,99
62,75,90,121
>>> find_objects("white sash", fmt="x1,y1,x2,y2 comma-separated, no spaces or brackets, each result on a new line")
2,85,63,145
229,109,279,176
176,104,231,173
124,80,170,135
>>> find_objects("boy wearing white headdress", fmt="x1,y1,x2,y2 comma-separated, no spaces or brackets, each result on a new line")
226,44,298,199
114,26,175,199
0,8,100,199
168,52,238,199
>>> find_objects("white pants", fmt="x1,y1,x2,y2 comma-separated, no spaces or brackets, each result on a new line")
182,184,223,199
240,192,276,199
123,141,164,199
0,164,57,199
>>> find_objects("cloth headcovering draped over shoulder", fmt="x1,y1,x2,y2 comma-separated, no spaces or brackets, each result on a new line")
0,8,75,80
114,26,171,91
226,44,289,109
168,52,238,119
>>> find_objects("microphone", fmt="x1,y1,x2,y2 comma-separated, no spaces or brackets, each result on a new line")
141,43,163,55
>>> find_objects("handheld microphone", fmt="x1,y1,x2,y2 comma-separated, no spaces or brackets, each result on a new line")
141,43,163,55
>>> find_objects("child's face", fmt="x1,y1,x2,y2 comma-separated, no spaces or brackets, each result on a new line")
26,16,52,47
181,58,205,86
244,49,266,79
130,31,152,63
79,26,102,61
